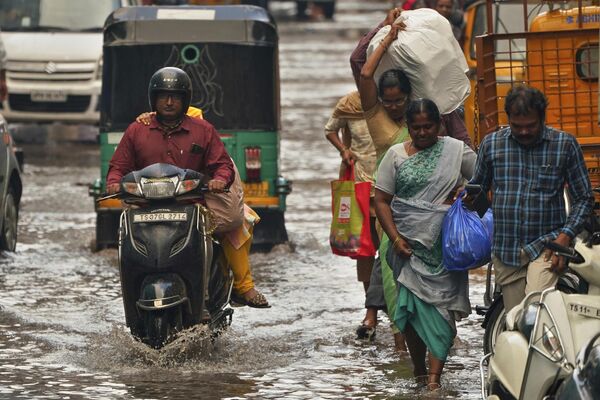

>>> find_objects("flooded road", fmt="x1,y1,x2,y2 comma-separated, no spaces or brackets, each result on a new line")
1,2,486,399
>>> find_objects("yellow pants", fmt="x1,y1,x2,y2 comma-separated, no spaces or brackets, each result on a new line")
222,227,254,295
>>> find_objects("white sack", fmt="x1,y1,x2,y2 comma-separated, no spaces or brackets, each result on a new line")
367,8,470,114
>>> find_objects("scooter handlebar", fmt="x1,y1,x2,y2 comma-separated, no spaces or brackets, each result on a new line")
543,240,585,264
95,186,230,202
96,192,121,202
198,187,230,193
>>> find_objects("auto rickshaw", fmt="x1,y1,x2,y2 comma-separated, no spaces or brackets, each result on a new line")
89,5,292,251
465,0,600,188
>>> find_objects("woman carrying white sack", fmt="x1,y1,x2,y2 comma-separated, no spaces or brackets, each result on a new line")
351,6,474,362
349,7,472,151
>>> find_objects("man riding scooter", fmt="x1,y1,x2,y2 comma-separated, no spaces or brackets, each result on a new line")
107,66,270,309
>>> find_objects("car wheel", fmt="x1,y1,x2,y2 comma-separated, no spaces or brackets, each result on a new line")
0,187,18,252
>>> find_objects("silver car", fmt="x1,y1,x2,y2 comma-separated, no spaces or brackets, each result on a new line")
0,114,21,251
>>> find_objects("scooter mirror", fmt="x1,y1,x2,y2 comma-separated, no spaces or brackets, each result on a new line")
589,232,600,247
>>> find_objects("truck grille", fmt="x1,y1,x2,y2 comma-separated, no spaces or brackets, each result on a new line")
9,94,91,113
6,60,96,82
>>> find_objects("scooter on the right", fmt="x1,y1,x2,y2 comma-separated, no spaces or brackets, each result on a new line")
480,230,600,400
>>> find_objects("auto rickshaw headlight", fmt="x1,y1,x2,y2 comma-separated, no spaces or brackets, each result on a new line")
176,179,201,195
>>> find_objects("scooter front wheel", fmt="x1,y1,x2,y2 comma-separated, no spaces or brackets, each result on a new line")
143,308,182,349
483,297,506,355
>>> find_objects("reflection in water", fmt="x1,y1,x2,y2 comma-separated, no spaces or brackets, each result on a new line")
0,4,486,399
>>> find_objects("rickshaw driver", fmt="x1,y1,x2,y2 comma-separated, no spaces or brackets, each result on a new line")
107,67,270,308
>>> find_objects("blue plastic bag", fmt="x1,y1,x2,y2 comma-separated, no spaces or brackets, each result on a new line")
442,197,492,271
482,208,494,244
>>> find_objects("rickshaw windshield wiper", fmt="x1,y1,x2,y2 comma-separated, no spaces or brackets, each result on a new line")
78,27,103,32
3,25,73,32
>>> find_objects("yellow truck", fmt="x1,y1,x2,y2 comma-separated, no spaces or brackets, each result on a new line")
463,0,599,187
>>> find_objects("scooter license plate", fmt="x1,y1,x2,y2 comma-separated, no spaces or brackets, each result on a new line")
133,212,187,223
568,303,600,320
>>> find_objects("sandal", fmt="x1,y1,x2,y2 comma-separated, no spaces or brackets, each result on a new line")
356,319,377,341
231,290,271,308
427,373,442,392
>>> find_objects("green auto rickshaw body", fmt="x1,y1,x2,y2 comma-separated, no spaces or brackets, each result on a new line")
91,5,291,250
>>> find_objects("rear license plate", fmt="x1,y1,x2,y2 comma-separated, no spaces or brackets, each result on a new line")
242,182,269,197
133,212,187,223
569,303,600,320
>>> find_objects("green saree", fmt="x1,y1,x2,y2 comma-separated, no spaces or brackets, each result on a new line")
378,138,471,361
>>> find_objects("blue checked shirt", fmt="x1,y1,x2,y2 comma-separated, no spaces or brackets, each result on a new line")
471,126,594,267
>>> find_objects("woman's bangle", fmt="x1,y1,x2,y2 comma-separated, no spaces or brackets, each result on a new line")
392,236,402,248
339,147,348,155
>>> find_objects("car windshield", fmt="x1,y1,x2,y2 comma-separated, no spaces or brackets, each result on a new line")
0,0,121,32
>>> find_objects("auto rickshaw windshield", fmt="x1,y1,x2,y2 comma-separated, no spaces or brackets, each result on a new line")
101,7,279,132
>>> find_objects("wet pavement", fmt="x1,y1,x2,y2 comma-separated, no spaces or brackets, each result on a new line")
0,1,487,399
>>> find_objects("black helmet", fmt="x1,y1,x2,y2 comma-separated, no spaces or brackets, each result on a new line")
148,67,192,114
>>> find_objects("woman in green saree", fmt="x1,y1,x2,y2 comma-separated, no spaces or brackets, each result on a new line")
358,19,473,354
374,99,476,390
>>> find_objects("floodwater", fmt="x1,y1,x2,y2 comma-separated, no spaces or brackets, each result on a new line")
0,2,487,399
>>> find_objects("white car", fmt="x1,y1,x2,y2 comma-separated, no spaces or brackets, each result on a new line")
0,0,132,124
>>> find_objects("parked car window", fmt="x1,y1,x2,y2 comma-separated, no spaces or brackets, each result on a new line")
0,0,121,32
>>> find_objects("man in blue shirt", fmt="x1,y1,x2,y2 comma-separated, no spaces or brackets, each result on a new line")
471,85,594,313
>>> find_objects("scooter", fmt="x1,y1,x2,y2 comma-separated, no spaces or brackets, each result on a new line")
109,163,234,349
476,192,585,356
476,263,581,356
480,230,600,400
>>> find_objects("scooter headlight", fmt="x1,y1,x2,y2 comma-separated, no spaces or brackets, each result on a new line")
176,179,200,195
140,176,178,199
542,324,564,361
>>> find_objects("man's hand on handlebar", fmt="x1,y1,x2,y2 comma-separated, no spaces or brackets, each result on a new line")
544,233,571,274
207,179,226,193
107,183,120,195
